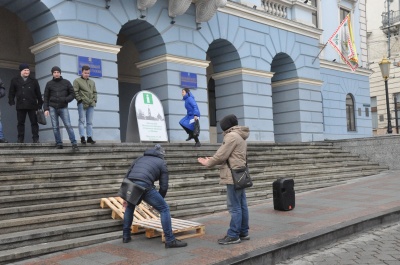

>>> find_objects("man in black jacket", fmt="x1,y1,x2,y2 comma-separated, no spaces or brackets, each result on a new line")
8,64,43,143
0,78,7,143
122,144,187,248
43,66,78,150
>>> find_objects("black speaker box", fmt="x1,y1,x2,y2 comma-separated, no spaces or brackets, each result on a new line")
273,178,295,211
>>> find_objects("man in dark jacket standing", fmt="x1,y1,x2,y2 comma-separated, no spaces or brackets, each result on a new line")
43,66,78,150
122,144,187,248
0,78,8,143
8,63,43,143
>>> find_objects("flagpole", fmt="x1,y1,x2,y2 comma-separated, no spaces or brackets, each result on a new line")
312,42,329,64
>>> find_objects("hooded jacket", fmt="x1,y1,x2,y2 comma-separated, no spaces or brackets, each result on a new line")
205,125,250,185
9,76,43,110
179,93,200,131
43,77,75,110
126,148,169,198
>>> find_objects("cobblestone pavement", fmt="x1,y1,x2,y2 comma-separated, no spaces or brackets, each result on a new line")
277,222,400,265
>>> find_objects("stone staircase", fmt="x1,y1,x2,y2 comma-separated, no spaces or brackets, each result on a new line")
0,142,388,264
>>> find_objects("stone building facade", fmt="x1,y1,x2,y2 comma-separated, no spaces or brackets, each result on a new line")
0,0,371,143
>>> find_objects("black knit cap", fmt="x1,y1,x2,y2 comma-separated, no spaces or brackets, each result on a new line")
19,63,29,71
220,114,238,131
51,66,61,74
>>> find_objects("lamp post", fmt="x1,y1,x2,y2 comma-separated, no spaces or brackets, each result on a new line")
379,57,393,134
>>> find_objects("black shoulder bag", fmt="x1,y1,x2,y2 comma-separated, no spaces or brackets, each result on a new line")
227,155,253,190
118,158,148,205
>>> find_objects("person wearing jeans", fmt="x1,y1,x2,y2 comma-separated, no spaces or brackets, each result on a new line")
121,144,187,248
73,65,97,145
198,114,250,245
44,66,78,151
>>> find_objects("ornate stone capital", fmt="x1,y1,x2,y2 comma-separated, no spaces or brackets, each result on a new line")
137,0,157,11
195,0,227,23
168,0,192,18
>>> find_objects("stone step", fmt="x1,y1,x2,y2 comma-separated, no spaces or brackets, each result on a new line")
0,219,121,251
0,209,112,235
0,231,121,265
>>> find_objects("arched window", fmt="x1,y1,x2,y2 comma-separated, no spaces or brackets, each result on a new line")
346,94,356,131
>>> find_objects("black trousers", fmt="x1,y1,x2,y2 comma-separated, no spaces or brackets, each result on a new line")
17,109,39,141
181,125,199,143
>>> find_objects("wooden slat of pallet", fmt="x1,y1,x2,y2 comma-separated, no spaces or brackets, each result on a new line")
100,197,205,242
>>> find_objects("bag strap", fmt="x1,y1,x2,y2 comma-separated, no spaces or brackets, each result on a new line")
226,154,247,169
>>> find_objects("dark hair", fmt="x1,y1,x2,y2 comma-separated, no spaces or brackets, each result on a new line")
81,65,90,71
183,88,190,95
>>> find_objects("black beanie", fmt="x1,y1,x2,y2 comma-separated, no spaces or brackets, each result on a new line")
19,63,29,71
220,114,238,131
51,66,61,74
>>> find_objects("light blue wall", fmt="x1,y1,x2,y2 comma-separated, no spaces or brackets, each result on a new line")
321,67,372,140
0,0,371,143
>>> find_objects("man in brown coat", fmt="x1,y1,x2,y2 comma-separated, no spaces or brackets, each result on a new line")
198,114,250,245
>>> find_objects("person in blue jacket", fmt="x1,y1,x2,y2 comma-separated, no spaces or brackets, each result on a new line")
179,88,201,147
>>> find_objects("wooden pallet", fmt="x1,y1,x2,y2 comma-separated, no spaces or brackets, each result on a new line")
100,197,205,242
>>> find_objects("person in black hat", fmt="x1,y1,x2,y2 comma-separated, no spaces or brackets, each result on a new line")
121,144,188,248
198,114,250,245
43,66,79,151
8,63,43,143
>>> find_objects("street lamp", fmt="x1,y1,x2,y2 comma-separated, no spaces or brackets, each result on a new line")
379,57,393,134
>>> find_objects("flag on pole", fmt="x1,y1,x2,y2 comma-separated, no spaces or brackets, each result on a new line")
328,14,358,71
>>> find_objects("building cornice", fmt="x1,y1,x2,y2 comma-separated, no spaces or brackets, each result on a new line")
0,60,35,71
220,2,322,39
272,77,323,88
30,36,122,55
136,54,210,69
118,75,140,84
320,59,373,76
212,68,274,80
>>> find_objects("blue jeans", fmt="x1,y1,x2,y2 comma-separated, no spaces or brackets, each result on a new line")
122,181,175,243
226,184,249,238
49,107,77,145
77,103,94,138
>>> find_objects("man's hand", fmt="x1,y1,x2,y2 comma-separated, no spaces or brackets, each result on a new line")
122,200,127,209
194,116,199,120
44,110,50,117
198,157,210,166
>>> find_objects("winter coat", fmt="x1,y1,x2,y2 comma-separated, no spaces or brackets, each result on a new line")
0,78,5,98
126,148,169,198
8,76,43,110
205,125,250,185
73,77,97,109
179,93,200,131
43,77,75,110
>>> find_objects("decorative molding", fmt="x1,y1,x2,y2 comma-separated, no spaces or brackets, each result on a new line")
320,59,372,76
212,68,274,80
137,0,157,11
136,54,210,69
271,77,323,88
220,2,321,39
118,75,141,84
30,36,121,55
195,0,227,23
0,59,35,71
168,0,192,18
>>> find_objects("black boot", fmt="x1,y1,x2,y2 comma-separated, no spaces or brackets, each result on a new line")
194,136,201,147
81,137,86,144
186,133,193,141
87,137,96,144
